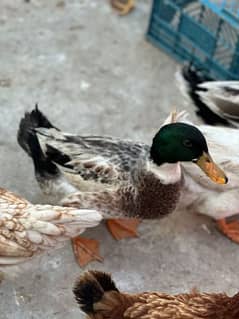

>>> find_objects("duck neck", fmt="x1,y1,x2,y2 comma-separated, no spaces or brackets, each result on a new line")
149,142,182,184
148,161,182,185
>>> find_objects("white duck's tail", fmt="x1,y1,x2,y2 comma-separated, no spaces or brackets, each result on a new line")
161,110,192,127
0,187,102,265
175,64,233,127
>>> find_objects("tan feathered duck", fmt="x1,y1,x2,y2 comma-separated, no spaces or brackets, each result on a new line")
73,270,239,319
0,187,101,271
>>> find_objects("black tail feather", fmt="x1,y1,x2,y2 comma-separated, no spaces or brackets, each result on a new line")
27,133,59,176
17,104,57,155
46,145,72,168
182,64,211,89
17,104,59,178
73,271,118,314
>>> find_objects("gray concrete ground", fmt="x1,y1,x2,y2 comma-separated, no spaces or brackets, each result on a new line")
0,0,239,318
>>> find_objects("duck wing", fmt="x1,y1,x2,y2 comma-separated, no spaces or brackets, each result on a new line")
36,127,149,184
0,188,102,265
198,81,239,125
18,106,150,195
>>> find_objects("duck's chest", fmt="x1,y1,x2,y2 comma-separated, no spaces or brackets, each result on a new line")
129,174,183,219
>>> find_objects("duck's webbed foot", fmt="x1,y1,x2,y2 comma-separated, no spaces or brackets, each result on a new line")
110,0,135,15
217,218,239,244
71,236,103,267
106,218,141,240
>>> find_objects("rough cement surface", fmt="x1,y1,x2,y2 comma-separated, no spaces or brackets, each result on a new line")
0,1,239,318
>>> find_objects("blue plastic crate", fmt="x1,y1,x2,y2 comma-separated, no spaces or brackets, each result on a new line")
146,0,239,80
201,0,239,27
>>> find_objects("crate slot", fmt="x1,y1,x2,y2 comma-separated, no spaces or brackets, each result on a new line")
147,0,239,80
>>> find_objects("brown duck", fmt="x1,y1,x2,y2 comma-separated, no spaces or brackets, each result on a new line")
74,270,239,319
0,187,101,280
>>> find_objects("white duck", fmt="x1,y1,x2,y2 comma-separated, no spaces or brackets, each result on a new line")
175,65,239,241
171,113,239,243
0,187,102,272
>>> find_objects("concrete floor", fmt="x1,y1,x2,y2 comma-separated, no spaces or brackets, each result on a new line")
1,0,239,318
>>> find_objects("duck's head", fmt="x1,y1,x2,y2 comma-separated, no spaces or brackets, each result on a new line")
150,122,227,184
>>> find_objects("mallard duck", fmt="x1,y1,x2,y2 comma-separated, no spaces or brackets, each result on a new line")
73,270,239,319
110,0,135,15
176,64,239,128
0,187,101,268
17,106,226,266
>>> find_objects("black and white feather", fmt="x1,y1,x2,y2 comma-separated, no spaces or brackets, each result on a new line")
176,65,239,128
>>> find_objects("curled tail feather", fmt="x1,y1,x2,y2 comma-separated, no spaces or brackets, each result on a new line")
73,271,119,315
17,104,57,156
73,271,139,319
17,104,60,179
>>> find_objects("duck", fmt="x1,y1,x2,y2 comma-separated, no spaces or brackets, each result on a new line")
175,64,239,128
179,122,239,244
174,65,239,242
110,0,135,15
0,187,102,271
17,106,227,266
73,270,239,319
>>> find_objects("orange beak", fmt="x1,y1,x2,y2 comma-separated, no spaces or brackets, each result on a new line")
195,152,228,184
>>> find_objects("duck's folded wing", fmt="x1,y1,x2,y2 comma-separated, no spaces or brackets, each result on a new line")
0,188,102,265
36,128,148,184
198,81,239,124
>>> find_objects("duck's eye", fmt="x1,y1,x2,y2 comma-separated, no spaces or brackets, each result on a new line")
183,139,193,148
